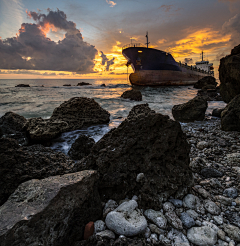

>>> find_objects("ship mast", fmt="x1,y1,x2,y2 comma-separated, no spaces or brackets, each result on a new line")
202,51,204,61
146,31,150,48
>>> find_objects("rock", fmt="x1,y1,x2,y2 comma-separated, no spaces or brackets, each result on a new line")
0,170,102,245
194,187,210,199
197,141,209,150
144,209,167,229
63,84,71,86
215,195,232,205
50,97,110,132
150,233,158,242
219,45,240,103
163,202,175,212
149,224,164,235
186,210,199,220
68,135,95,160
200,168,223,178
136,173,145,183
144,227,151,238
227,153,240,163
103,199,118,218
23,117,69,144
194,76,217,89
218,239,228,246
172,96,208,122
81,112,193,209
223,224,240,242
213,215,223,225
94,220,106,233
0,138,79,206
100,84,106,87
96,230,115,239
15,84,30,87
204,200,221,215
165,211,183,230
217,229,226,241
221,95,240,131
0,112,27,144
180,212,195,228
84,222,94,240
77,82,91,86
127,104,155,121
202,221,219,233
223,187,238,199
187,226,217,246
212,108,224,118
105,200,147,236
225,211,240,228
121,89,142,101
189,157,206,173
167,228,190,246
183,194,205,214
169,199,183,208
159,234,171,245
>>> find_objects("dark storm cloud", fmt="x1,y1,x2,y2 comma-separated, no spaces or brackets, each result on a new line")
106,57,115,71
0,10,98,72
100,51,108,65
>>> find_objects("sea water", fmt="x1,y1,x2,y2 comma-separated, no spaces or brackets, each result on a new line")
0,79,226,154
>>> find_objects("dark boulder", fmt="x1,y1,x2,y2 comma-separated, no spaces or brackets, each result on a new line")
0,138,79,205
77,82,91,86
193,76,217,89
63,84,71,86
127,103,155,121
50,97,110,131
121,89,142,101
23,117,69,144
101,84,106,87
200,168,223,178
221,94,240,131
212,108,224,118
68,135,95,160
219,44,240,103
15,84,30,87
197,89,220,101
81,112,193,210
0,170,102,245
0,112,27,144
172,96,208,122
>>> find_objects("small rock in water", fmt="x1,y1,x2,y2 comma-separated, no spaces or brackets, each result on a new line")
200,168,223,178
144,209,167,229
223,187,238,199
180,212,195,228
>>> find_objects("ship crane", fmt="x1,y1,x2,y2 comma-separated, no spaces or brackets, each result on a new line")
145,31,150,48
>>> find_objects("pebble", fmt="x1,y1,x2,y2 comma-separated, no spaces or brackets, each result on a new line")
197,141,209,150
187,226,217,246
169,198,183,208
150,233,158,242
180,212,195,228
149,224,164,235
213,215,223,225
204,200,221,215
163,202,175,212
217,229,226,241
186,209,199,219
136,173,145,182
94,220,106,233
96,230,115,239
215,195,233,206
223,224,240,242
183,194,205,214
144,209,167,229
159,234,171,245
218,239,228,246
200,167,223,178
223,187,238,199
167,228,190,246
103,199,118,217
144,227,151,238
165,211,183,230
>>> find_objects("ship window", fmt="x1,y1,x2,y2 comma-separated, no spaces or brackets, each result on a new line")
138,51,142,53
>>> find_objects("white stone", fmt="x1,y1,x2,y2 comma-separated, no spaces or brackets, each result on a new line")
144,209,167,229
94,220,106,233
187,226,217,246
150,233,158,242
136,173,144,182
105,200,147,236
213,215,223,225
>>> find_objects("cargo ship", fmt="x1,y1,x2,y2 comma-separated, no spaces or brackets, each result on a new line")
122,33,214,86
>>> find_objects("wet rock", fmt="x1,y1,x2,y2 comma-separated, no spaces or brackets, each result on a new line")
212,108,224,118
167,228,190,246
194,76,217,89
169,199,183,208
105,200,147,236
81,112,193,209
0,170,102,245
204,200,221,215
172,96,208,122
180,212,195,229
221,94,240,131
50,97,110,132
15,84,30,87
187,226,217,246
223,224,240,242
165,211,183,230
68,135,95,160
219,44,240,103
77,82,91,86
144,209,167,229
127,103,155,121
0,138,78,206
23,117,69,144
96,230,115,239
200,167,223,178
84,222,94,240
121,89,142,101
94,220,106,233
223,187,238,199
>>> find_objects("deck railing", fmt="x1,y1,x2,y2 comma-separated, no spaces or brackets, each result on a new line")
122,43,146,50
178,62,214,76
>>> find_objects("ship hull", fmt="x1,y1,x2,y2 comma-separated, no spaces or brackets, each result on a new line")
129,70,206,86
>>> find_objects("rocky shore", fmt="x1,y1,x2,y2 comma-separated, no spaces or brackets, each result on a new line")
0,45,240,246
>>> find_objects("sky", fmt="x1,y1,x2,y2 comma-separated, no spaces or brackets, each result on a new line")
0,0,240,79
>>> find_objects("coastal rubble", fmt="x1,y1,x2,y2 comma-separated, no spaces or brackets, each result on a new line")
172,96,208,122
0,170,102,245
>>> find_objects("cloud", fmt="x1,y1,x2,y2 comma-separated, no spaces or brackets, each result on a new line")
183,58,194,64
106,0,117,7
222,14,240,46
106,57,115,71
158,5,173,12
0,9,98,73
100,51,108,65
